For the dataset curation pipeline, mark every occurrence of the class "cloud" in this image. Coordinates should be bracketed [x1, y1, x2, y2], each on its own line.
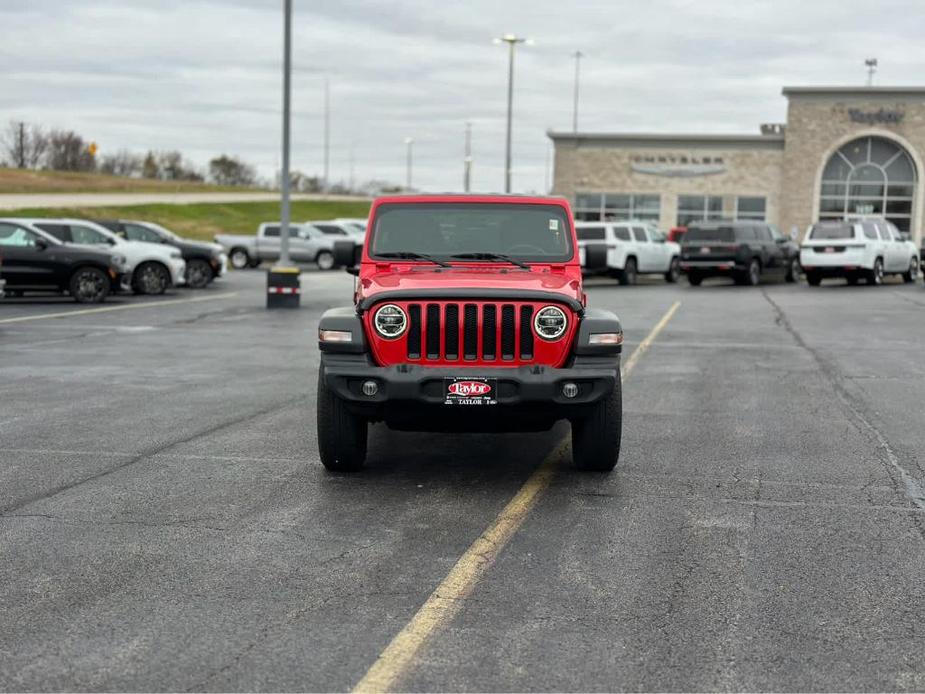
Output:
[1, 0, 922, 192]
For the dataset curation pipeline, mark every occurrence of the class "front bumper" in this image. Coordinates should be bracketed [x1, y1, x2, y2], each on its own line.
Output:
[213, 253, 228, 277]
[168, 258, 187, 286]
[321, 352, 620, 431]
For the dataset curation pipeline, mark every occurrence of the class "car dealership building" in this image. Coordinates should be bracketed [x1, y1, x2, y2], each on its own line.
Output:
[549, 86, 925, 245]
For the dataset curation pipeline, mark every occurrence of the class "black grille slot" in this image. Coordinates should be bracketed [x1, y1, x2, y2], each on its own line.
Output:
[463, 304, 478, 360]
[444, 305, 459, 360]
[407, 304, 421, 359]
[425, 304, 441, 360]
[519, 305, 534, 360]
[482, 305, 496, 360]
[501, 304, 516, 360]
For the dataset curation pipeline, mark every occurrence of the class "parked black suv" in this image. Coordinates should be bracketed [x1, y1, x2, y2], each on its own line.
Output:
[95, 219, 226, 289]
[0, 220, 130, 302]
[680, 221, 800, 286]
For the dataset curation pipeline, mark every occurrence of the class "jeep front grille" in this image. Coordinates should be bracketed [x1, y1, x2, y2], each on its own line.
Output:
[406, 301, 534, 362]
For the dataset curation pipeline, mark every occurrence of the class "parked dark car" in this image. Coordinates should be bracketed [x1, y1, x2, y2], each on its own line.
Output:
[95, 219, 227, 289]
[680, 221, 800, 286]
[0, 220, 130, 302]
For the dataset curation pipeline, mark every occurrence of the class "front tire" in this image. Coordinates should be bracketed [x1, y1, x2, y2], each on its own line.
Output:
[186, 259, 212, 289]
[737, 258, 761, 286]
[133, 262, 170, 295]
[316, 250, 335, 271]
[806, 271, 822, 286]
[317, 367, 368, 471]
[867, 257, 884, 285]
[571, 376, 622, 472]
[665, 257, 681, 283]
[69, 267, 109, 303]
[785, 257, 801, 283]
[902, 257, 919, 283]
[687, 271, 703, 286]
[229, 247, 250, 269]
[619, 257, 638, 286]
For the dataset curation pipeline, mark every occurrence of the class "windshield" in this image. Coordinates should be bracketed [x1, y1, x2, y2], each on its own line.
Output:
[684, 227, 736, 243]
[145, 222, 179, 240]
[809, 223, 855, 240]
[370, 203, 573, 263]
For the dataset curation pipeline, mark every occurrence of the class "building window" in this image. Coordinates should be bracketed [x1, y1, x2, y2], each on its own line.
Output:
[574, 193, 660, 222]
[677, 195, 723, 226]
[818, 136, 916, 233]
[735, 196, 766, 220]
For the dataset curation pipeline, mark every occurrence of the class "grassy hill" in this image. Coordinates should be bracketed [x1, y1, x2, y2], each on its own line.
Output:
[0, 167, 261, 194]
[4, 200, 372, 241]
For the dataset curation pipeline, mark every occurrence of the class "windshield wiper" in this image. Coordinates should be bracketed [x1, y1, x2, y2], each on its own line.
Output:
[450, 252, 530, 269]
[376, 251, 451, 267]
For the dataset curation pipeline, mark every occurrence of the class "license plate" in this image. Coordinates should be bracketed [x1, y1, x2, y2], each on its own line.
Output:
[824, 247, 835, 253]
[700, 246, 711, 254]
[444, 377, 498, 405]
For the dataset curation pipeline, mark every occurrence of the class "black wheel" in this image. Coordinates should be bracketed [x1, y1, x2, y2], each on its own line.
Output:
[132, 262, 170, 295]
[316, 250, 335, 271]
[902, 257, 919, 283]
[687, 271, 703, 286]
[806, 271, 822, 286]
[229, 247, 250, 269]
[785, 257, 801, 283]
[185, 259, 212, 289]
[744, 258, 761, 286]
[665, 256, 681, 283]
[867, 258, 884, 285]
[317, 367, 368, 471]
[571, 376, 622, 472]
[846, 273, 859, 285]
[619, 257, 637, 285]
[69, 266, 109, 304]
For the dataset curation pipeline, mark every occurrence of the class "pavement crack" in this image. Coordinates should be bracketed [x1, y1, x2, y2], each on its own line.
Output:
[760, 289, 925, 517]
[0, 394, 308, 516]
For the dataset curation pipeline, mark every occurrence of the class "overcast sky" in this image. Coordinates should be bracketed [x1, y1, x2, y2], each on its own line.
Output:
[2, 0, 923, 192]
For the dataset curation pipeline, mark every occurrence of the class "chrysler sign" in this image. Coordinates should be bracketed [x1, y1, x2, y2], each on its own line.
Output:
[848, 108, 904, 125]
[631, 154, 726, 177]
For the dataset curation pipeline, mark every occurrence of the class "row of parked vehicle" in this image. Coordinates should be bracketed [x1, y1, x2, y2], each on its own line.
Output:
[577, 217, 921, 287]
[214, 218, 366, 270]
[0, 217, 227, 303]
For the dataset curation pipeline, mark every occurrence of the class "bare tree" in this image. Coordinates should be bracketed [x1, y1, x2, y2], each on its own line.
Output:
[2, 121, 49, 169]
[46, 129, 95, 171]
[99, 149, 143, 177]
[141, 151, 159, 179]
[209, 154, 256, 186]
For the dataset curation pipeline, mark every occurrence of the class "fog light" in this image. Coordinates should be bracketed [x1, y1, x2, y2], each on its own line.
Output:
[562, 382, 579, 399]
[362, 380, 379, 397]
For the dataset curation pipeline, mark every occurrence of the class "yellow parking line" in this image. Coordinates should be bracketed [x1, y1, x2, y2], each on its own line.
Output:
[352, 300, 682, 693]
[0, 292, 239, 325]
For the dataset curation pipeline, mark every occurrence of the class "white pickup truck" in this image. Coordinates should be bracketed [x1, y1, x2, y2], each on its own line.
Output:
[215, 222, 350, 270]
[577, 221, 681, 284]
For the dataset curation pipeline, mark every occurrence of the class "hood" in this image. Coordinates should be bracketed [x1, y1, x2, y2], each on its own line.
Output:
[359, 265, 582, 307]
[173, 238, 223, 255]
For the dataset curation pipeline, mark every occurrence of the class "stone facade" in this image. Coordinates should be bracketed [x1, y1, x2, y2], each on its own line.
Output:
[550, 86, 925, 245]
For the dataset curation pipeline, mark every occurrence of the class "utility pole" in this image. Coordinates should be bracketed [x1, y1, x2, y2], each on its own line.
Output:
[17, 122, 25, 169]
[463, 121, 472, 192]
[404, 137, 414, 191]
[278, 0, 292, 267]
[495, 34, 530, 193]
[865, 58, 878, 86]
[572, 50, 583, 133]
[348, 141, 355, 192]
[323, 77, 330, 192]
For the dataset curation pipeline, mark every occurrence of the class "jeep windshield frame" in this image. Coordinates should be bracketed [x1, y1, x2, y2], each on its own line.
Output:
[368, 202, 574, 264]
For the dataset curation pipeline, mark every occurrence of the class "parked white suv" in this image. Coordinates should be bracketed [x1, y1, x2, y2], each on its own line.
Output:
[800, 219, 919, 286]
[577, 221, 681, 284]
[24, 218, 186, 294]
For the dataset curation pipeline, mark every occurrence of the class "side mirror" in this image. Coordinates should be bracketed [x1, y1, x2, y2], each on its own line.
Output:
[346, 266, 360, 276]
[34, 237, 48, 250]
[333, 240, 359, 268]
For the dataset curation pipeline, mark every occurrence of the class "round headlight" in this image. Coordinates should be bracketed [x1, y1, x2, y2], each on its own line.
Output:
[534, 305, 568, 341]
[373, 304, 407, 339]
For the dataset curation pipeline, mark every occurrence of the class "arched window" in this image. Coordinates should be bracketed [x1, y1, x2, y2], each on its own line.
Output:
[819, 136, 916, 233]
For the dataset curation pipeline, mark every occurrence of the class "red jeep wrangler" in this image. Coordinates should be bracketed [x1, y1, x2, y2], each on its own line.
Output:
[317, 194, 624, 472]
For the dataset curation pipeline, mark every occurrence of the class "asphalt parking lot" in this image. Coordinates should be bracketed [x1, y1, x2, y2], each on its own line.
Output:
[2, 270, 925, 691]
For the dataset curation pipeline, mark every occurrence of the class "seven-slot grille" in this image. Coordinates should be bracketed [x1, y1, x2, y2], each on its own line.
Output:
[406, 302, 538, 362]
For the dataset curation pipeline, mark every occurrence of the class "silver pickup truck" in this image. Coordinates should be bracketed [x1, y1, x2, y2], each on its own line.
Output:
[215, 222, 350, 270]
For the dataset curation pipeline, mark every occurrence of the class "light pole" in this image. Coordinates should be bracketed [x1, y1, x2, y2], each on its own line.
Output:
[463, 121, 472, 192]
[323, 77, 330, 192]
[404, 137, 414, 191]
[572, 50, 583, 132]
[278, 0, 292, 267]
[494, 34, 530, 193]
[865, 58, 878, 86]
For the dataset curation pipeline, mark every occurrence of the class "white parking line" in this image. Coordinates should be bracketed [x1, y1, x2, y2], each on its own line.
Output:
[0, 292, 239, 325]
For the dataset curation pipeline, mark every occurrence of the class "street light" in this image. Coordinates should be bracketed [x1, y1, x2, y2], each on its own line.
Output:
[865, 58, 878, 86]
[278, 0, 292, 268]
[404, 137, 414, 191]
[494, 34, 531, 193]
[463, 121, 472, 192]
